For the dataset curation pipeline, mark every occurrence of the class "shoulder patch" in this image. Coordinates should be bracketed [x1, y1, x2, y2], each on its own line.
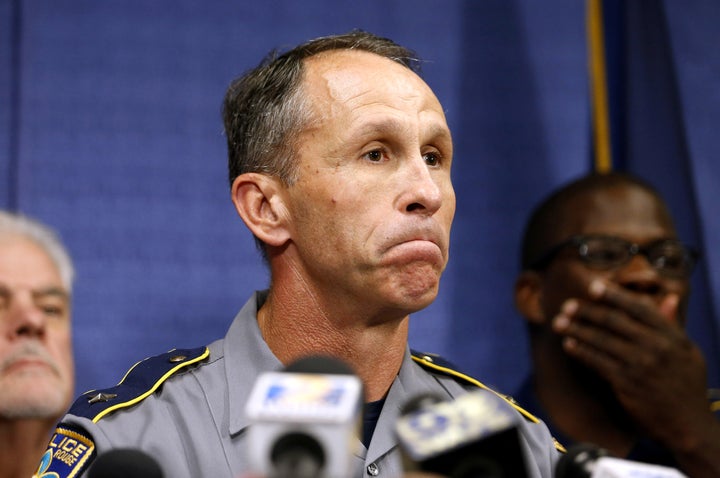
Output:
[34, 424, 95, 478]
[410, 350, 566, 453]
[70, 346, 209, 423]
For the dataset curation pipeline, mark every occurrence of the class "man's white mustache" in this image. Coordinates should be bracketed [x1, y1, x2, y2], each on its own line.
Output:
[0, 342, 60, 376]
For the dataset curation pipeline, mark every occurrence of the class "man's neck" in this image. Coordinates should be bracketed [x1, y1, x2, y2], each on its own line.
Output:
[532, 342, 638, 457]
[258, 284, 409, 402]
[0, 418, 55, 478]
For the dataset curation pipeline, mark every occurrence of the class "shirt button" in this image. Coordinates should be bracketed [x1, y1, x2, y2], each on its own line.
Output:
[366, 462, 379, 476]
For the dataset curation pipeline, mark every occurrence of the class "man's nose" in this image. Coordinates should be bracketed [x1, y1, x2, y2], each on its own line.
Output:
[401, 157, 443, 215]
[6, 296, 46, 339]
[616, 253, 664, 295]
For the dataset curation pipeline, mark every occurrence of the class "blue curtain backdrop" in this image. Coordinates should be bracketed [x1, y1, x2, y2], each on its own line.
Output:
[1, 0, 718, 398]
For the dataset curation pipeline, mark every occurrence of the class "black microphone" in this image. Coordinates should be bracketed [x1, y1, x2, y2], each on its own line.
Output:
[396, 391, 530, 478]
[555, 443, 687, 478]
[245, 355, 364, 478]
[88, 448, 164, 478]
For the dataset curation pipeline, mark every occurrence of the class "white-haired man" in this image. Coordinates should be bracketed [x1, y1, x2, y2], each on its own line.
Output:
[0, 211, 75, 478]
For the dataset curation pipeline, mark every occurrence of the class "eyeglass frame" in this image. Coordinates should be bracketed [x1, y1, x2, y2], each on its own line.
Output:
[527, 234, 700, 278]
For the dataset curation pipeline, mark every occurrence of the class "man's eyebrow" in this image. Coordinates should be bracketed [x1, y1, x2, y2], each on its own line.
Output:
[353, 119, 407, 138]
[424, 123, 452, 143]
[0, 284, 69, 302]
[352, 119, 451, 142]
[32, 287, 69, 301]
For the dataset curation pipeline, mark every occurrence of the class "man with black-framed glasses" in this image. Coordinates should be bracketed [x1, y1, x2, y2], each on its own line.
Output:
[512, 172, 720, 478]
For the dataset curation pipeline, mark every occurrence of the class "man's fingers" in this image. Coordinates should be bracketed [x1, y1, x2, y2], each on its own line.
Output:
[588, 280, 672, 327]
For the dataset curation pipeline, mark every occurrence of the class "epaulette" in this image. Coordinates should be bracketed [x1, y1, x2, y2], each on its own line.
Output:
[70, 346, 210, 423]
[411, 350, 566, 453]
[709, 388, 720, 413]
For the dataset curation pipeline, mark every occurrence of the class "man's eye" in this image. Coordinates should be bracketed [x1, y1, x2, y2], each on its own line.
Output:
[585, 248, 625, 263]
[39, 303, 65, 318]
[423, 152, 440, 166]
[364, 150, 383, 162]
[656, 251, 685, 269]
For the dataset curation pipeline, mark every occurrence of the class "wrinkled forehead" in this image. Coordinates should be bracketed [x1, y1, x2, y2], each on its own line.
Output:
[302, 49, 445, 116]
[0, 235, 64, 286]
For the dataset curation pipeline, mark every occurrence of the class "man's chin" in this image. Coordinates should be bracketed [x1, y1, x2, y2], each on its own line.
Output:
[393, 288, 439, 316]
[0, 380, 71, 419]
[0, 399, 69, 420]
[395, 262, 442, 291]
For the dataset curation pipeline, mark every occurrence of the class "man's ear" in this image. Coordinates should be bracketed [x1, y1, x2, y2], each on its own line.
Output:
[514, 270, 546, 325]
[231, 173, 291, 247]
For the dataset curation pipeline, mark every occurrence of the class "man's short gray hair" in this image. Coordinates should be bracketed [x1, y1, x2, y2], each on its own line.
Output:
[0, 211, 75, 292]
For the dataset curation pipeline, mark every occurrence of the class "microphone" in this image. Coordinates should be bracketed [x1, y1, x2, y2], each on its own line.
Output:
[395, 390, 530, 478]
[555, 443, 687, 478]
[245, 355, 364, 478]
[88, 448, 164, 478]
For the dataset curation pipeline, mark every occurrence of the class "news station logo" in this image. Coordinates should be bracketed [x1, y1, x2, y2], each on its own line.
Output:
[246, 372, 362, 423]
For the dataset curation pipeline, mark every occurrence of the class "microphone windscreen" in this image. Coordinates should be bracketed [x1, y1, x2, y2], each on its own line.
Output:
[245, 354, 364, 477]
[88, 448, 164, 478]
[400, 393, 444, 416]
[396, 390, 530, 478]
[554, 443, 609, 478]
[555, 444, 687, 478]
[283, 354, 356, 375]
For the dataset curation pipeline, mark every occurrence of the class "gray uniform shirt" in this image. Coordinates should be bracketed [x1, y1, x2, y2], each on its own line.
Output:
[51, 291, 560, 477]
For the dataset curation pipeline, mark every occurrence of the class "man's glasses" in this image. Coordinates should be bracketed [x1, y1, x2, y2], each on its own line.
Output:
[528, 234, 699, 278]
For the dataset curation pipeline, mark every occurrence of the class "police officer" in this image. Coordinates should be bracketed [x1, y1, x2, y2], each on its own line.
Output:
[38, 31, 561, 478]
